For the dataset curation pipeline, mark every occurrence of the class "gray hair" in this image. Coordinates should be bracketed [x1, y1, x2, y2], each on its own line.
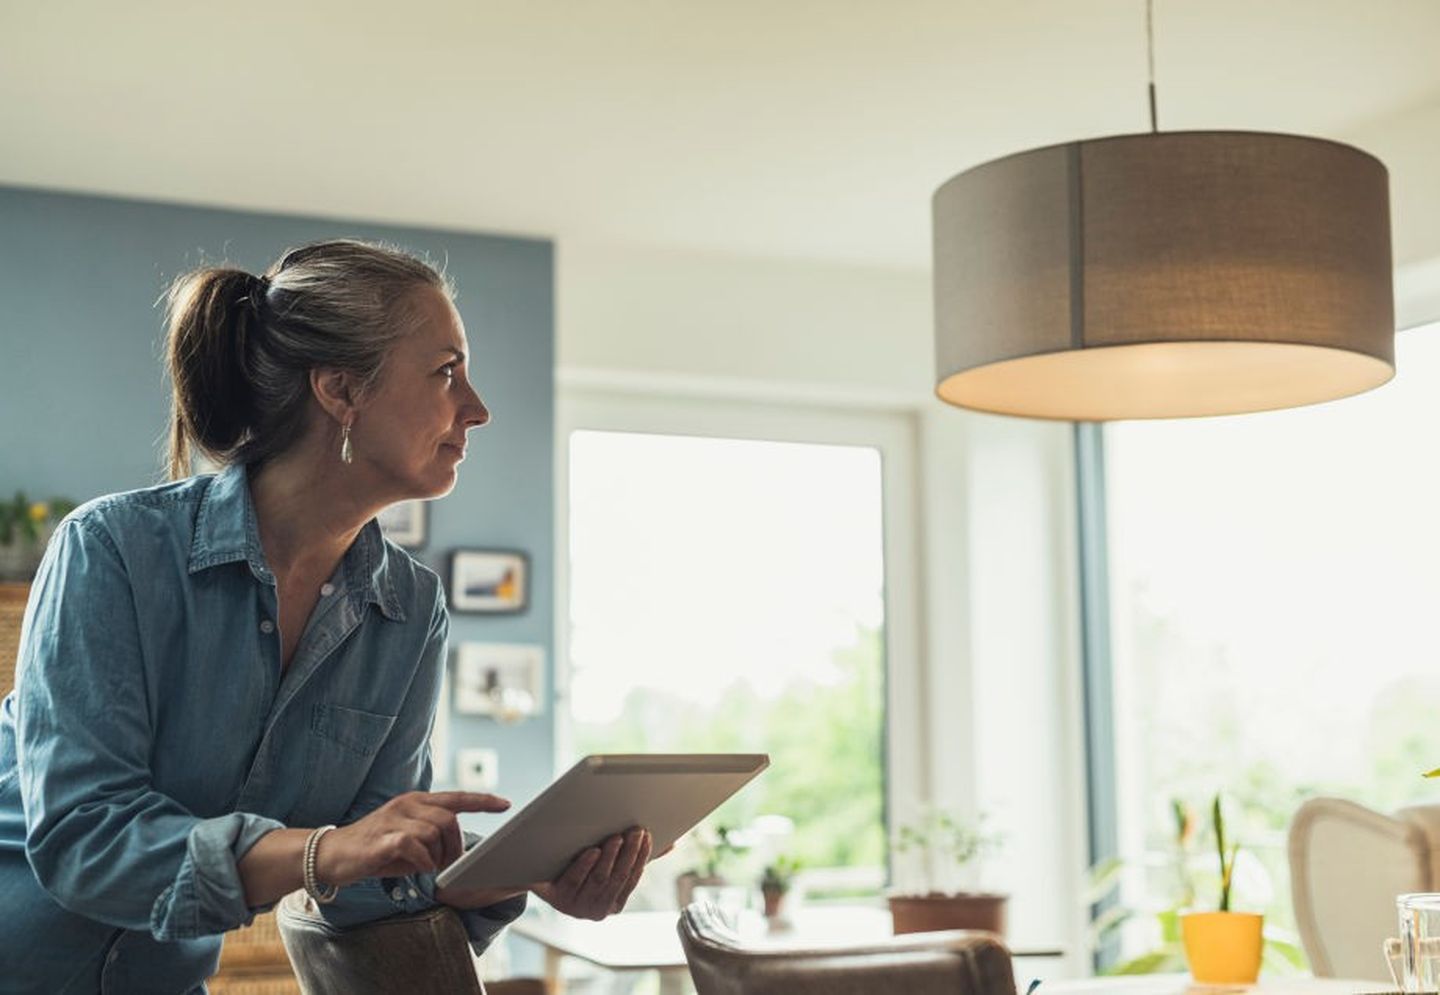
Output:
[163, 238, 452, 480]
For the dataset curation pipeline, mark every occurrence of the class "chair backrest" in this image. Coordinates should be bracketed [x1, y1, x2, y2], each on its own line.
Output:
[677, 902, 1018, 995]
[275, 891, 484, 995]
[1288, 797, 1440, 981]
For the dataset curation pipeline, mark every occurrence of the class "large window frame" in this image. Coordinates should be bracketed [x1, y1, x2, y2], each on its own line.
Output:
[1075, 314, 1440, 971]
[553, 387, 926, 861]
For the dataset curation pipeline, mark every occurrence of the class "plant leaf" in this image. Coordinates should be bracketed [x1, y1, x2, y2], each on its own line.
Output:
[1087, 904, 1134, 942]
[1086, 857, 1125, 903]
[1105, 946, 1185, 976]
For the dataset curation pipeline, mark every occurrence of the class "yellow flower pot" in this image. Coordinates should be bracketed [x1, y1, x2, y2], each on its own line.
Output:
[1180, 911, 1264, 985]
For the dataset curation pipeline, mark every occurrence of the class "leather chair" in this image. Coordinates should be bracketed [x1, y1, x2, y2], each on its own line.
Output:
[277, 890, 484, 994]
[677, 902, 1018, 995]
[275, 891, 545, 995]
[1288, 797, 1440, 980]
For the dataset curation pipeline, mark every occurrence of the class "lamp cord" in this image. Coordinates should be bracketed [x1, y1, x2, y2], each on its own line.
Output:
[1146, 0, 1159, 132]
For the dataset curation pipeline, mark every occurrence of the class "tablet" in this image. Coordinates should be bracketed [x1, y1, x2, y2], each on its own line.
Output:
[435, 753, 769, 891]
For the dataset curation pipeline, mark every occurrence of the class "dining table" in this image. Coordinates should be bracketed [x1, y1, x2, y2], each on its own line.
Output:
[509, 904, 1068, 994]
[1030, 976, 1394, 994]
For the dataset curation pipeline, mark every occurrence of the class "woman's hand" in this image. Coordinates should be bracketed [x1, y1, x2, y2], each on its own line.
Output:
[317, 790, 511, 888]
[533, 827, 653, 920]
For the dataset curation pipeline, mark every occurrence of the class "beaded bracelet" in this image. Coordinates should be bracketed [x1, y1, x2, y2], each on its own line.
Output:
[303, 825, 339, 905]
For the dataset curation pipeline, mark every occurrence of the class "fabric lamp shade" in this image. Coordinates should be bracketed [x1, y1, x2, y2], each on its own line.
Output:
[932, 131, 1395, 420]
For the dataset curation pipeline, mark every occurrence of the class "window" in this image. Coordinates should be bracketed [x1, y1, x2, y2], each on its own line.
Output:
[557, 392, 920, 893]
[1100, 325, 1440, 962]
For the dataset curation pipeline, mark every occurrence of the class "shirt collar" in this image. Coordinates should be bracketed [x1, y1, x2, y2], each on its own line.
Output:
[187, 463, 406, 622]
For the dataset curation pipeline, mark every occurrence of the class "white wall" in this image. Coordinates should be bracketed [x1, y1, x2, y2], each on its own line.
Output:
[556, 240, 933, 403]
[555, 239, 1090, 969]
[1343, 94, 1440, 330]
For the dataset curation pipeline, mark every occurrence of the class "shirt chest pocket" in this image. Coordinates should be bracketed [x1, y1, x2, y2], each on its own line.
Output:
[311, 703, 396, 756]
[302, 703, 398, 820]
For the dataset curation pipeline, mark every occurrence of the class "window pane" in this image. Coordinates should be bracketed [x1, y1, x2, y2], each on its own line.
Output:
[566, 429, 887, 872]
[1104, 326, 1440, 963]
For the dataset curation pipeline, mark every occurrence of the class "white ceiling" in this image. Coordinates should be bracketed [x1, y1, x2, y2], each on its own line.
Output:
[4, 0, 1439, 269]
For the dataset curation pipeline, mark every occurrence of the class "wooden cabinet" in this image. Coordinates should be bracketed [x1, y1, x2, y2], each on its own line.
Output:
[1, 582, 28, 695]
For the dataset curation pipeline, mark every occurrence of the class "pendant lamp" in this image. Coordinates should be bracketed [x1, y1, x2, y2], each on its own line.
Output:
[932, 7, 1395, 421]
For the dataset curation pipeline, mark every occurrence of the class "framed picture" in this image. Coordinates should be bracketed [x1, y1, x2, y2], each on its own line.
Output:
[449, 549, 528, 613]
[377, 500, 427, 549]
[453, 642, 545, 721]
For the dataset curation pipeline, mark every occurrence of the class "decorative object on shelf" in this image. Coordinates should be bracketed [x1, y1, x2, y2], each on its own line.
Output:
[376, 500, 427, 549]
[455, 747, 500, 792]
[0, 493, 75, 582]
[932, 0, 1394, 421]
[453, 642, 543, 723]
[448, 549, 528, 614]
[1179, 794, 1264, 985]
[888, 806, 1007, 936]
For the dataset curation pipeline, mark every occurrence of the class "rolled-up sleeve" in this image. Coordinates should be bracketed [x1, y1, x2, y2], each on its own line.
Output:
[315, 580, 525, 951]
[16, 518, 285, 940]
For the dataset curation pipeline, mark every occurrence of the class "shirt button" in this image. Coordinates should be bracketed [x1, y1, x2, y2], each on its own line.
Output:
[320, 583, 335, 596]
[407, 887, 419, 899]
[259, 619, 275, 634]
[391, 887, 405, 902]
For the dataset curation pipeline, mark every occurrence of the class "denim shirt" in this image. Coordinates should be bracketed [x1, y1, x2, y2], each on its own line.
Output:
[0, 464, 524, 994]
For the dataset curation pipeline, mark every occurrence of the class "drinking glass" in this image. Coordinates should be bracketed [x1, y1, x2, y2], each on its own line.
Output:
[1385, 893, 1440, 992]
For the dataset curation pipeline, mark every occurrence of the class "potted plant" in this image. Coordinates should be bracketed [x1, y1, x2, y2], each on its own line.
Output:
[675, 823, 745, 909]
[888, 806, 1007, 936]
[1179, 795, 1264, 985]
[759, 855, 800, 920]
[1088, 797, 1304, 977]
[0, 492, 74, 582]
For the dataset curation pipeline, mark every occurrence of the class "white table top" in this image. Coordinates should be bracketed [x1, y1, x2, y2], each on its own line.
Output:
[1030, 976, 1391, 994]
[510, 905, 1065, 972]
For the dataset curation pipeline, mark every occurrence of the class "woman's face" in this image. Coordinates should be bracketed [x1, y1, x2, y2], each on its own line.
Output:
[352, 286, 489, 500]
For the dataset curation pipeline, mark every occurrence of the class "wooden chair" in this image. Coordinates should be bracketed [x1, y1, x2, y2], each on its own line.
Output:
[1, 581, 28, 695]
[1289, 796, 1440, 980]
[210, 908, 301, 994]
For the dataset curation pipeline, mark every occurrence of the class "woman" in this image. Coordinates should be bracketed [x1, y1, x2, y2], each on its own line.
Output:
[0, 239, 651, 993]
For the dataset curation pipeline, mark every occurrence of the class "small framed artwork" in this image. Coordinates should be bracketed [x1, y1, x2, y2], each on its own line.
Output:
[449, 549, 528, 614]
[378, 500, 427, 549]
[454, 642, 545, 721]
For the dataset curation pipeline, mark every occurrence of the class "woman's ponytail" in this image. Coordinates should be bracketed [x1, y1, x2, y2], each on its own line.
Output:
[162, 267, 263, 481]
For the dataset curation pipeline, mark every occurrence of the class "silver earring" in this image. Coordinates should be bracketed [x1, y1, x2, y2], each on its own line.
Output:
[340, 423, 353, 464]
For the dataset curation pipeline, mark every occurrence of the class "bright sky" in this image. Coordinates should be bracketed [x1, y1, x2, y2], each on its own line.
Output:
[1107, 322, 1440, 792]
[566, 431, 885, 725]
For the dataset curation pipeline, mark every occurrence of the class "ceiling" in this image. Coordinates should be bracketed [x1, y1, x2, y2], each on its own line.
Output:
[4, 0, 1439, 269]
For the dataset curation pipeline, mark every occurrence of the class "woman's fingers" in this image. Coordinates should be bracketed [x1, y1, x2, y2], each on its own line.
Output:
[439, 811, 465, 869]
[331, 791, 514, 885]
[533, 829, 655, 920]
[406, 797, 468, 870]
[411, 817, 447, 870]
[553, 846, 603, 900]
[586, 834, 625, 892]
[577, 829, 645, 912]
[424, 791, 512, 814]
[610, 831, 652, 913]
[386, 834, 435, 876]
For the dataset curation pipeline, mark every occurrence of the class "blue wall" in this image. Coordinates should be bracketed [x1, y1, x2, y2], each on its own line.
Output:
[0, 185, 557, 820]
